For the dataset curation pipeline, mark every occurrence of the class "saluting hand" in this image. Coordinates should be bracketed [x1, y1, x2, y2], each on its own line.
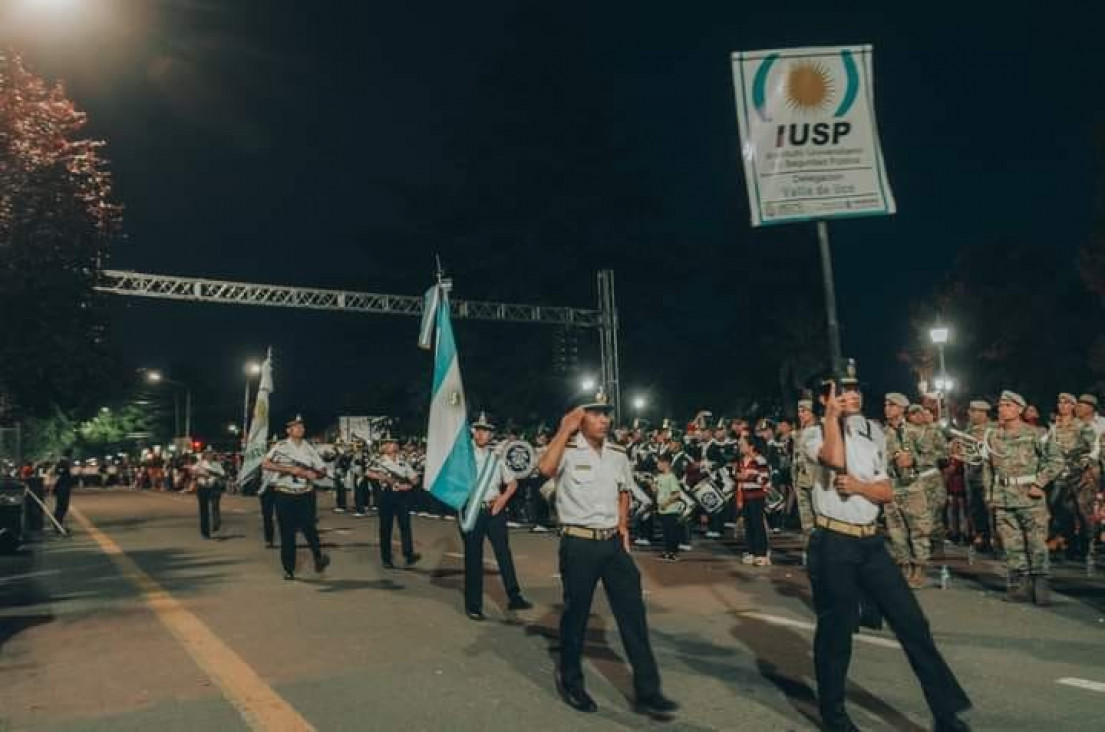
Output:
[559, 407, 585, 436]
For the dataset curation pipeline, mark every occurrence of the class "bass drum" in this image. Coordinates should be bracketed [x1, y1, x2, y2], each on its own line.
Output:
[501, 440, 537, 479]
[689, 477, 728, 515]
[628, 479, 654, 520]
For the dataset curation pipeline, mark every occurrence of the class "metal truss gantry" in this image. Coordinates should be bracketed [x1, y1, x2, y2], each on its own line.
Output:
[96, 269, 622, 414]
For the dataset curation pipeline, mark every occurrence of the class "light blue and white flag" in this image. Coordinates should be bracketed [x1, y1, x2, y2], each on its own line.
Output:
[460, 450, 502, 533]
[239, 347, 273, 486]
[419, 282, 476, 517]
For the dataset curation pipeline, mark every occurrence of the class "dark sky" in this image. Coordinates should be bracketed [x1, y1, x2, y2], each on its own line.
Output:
[5, 2, 1104, 440]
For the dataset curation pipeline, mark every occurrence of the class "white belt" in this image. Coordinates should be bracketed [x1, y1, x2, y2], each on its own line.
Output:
[998, 474, 1037, 487]
[918, 468, 940, 479]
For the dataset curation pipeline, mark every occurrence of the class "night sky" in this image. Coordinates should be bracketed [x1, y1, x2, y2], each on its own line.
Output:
[5, 2, 1104, 440]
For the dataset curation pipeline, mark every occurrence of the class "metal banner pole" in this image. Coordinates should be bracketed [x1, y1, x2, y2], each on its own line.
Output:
[816, 221, 844, 371]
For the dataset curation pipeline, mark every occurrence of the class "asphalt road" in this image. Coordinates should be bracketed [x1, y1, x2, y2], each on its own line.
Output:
[2, 488, 1104, 731]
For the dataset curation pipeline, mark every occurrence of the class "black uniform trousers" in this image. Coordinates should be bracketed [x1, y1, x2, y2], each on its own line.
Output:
[463, 507, 522, 612]
[53, 479, 72, 526]
[807, 527, 971, 724]
[558, 535, 661, 698]
[274, 490, 323, 575]
[260, 489, 277, 545]
[378, 488, 414, 563]
[742, 496, 768, 556]
[197, 486, 222, 537]
[354, 478, 371, 514]
[334, 473, 348, 510]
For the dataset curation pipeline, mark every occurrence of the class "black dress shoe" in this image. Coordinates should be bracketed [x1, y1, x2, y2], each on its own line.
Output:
[382, 560, 396, 570]
[405, 553, 422, 567]
[465, 610, 485, 621]
[935, 713, 972, 732]
[507, 596, 534, 611]
[559, 685, 597, 713]
[635, 693, 679, 717]
[314, 553, 331, 573]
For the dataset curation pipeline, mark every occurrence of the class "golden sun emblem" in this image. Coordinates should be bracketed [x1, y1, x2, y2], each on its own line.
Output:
[785, 61, 835, 112]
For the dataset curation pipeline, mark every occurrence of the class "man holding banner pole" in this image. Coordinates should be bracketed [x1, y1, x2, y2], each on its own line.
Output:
[458, 412, 532, 621]
[538, 390, 678, 719]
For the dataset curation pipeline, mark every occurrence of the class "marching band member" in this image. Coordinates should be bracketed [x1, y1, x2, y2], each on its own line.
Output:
[538, 390, 678, 718]
[261, 415, 331, 580]
[806, 372, 971, 732]
[736, 436, 772, 565]
[191, 446, 226, 539]
[368, 433, 421, 569]
[461, 413, 533, 620]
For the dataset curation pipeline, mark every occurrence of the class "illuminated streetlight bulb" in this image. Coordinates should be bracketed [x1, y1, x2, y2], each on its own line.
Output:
[929, 326, 950, 345]
[245, 361, 262, 376]
[146, 370, 163, 384]
[581, 377, 597, 392]
[632, 396, 647, 411]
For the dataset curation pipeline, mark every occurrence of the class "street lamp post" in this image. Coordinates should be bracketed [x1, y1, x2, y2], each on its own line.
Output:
[143, 369, 192, 442]
[929, 325, 950, 420]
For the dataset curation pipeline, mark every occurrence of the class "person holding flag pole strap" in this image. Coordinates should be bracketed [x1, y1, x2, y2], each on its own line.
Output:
[537, 389, 678, 719]
[458, 412, 533, 621]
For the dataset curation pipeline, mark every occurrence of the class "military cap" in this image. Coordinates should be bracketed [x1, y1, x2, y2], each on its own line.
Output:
[885, 392, 909, 408]
[907, 404, 924, 414]
[285, 414, 305, 427]
[797, 399, 814, 411]
[572, 389, 614, 413]
[968, 400, 991, 412]
[471, 411, 495, 430]
[999, 390, 1027, 408]
[1057, 393, 1077, 405]
[1078, 393, 1099, 408]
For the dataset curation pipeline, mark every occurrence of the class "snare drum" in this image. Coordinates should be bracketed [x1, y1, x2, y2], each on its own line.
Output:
[689, 477, 728, 515]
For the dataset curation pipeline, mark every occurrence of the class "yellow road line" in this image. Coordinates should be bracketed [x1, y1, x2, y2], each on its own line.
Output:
[71, 506, 315, 732]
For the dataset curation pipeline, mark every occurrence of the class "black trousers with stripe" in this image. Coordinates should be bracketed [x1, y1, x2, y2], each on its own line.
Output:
[807, 527, 970, 724]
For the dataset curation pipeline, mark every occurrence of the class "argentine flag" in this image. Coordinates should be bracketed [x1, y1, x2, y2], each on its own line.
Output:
[419, 282, 477, 516]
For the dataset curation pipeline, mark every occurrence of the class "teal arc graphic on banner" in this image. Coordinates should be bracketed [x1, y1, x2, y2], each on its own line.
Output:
[752, 49, 860, 122]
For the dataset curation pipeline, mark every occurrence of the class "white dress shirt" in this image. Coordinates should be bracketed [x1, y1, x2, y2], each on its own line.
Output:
[554, 433, 634, 529]
[802, 414, 887, 526]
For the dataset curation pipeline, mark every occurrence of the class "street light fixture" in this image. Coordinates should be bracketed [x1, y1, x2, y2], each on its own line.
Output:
[929, 323, 952, 421]
[929, 327, 950, 345]
[632, 395, 648, 411]
[141, 368, 191, 440]
[580, 377, 597, 393]
[145, 370, 163, 384]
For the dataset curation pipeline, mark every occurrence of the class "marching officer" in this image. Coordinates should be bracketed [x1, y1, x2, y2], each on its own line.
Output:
[806, 371, 971, 732]
[191, 446, 226, 539]
[983, 392, 1064, 604]
[368, 433, 421, 569]
[461, 413, 533, 620]
[261, 415, 331, 580]
[537, 389, 678, 719]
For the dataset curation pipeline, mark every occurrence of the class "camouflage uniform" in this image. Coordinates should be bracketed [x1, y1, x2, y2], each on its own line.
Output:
[982, 422, 1063, 582]
[792, 424, 817, 534]
[965, 420, 995, 548]
[912, 423, 950, 552]
[1047, 417, 1095, 549]
[884, 421, 931, 573]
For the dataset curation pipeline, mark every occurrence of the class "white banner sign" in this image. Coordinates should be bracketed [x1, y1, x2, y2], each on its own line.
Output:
[731, 45, 895, 226]
[338, 416, 387, 444]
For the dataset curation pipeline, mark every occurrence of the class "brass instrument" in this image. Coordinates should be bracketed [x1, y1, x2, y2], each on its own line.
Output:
[943, 426, 988, 466]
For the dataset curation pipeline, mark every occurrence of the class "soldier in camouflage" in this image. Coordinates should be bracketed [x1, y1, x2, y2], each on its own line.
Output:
[883, 393, 932, 589]
[792, 399, 818, 537]
[982, 391, 1064, 605]
[907, 404, 950, 559]
[1074, 394, 1105, 559]
[1048, 393, 1097, 559]
[964, 401, 994, 552]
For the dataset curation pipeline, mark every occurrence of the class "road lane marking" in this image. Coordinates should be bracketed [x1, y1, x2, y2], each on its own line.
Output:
[0, 569, 61, 584]
[1057, 677, 1105, 693]
[740, 611, 901, 650]
[71, 507, 315, 732]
